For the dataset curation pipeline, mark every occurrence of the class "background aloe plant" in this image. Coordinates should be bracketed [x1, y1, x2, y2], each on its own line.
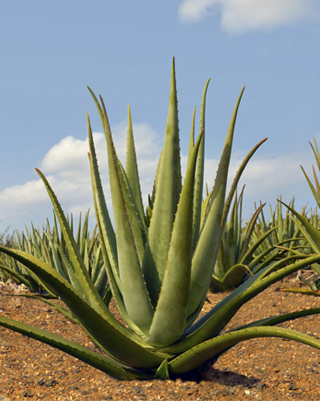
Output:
[1, 59, 320, 380]
[0, 211, 106, 297]
[209, 187, 270, 292]
[279, 139, 320, 296]
[250, 198, 310, 267]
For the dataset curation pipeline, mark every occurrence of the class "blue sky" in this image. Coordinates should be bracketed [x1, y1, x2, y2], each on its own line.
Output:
[1, 0, 320, 233]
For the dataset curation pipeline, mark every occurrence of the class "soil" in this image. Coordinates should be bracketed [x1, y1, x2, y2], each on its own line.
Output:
[0, 276, 320, 401]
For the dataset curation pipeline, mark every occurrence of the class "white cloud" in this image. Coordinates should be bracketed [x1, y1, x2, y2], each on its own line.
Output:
[178, 0, 217, 23]
[0, 119, 317, 233]
[178, 0, 320, 33]
[203, 150, 316, 219]
[0, 122, 161, 232]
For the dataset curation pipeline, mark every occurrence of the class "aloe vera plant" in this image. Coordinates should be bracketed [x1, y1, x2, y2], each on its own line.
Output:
[250, 198, 309, 266]
[0, 211, 106, 297]
[209, 187, 269, 291]
[279, 139, 320, 296]
[1, 59, 320, 380]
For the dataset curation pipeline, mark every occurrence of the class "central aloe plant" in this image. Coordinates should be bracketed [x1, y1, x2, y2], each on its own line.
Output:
[1, 59, 320, 380]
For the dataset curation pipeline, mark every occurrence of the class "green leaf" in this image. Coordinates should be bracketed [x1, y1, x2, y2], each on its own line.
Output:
[36, 169, 103, 310]
[280, 201, 320, 254]
[187, 87, 246, 319]
[160, 254, 320, 354]
[143, 57, 182, 305]
[126, 104, 146, 229]
[169, 326, 320, 375]
[0, 315, 150, 380]
[93, 99, 154, 333]
[146, 131, 204, 346]
[192, 79, 210, 250]
[0, 246, 168, 368]
[234, 307, 320, 329]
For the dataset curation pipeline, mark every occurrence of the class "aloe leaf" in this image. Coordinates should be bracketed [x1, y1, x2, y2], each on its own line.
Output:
[187, 106, 196, 163]
[36, 169, 108, 311]
[301, 166, 320, 208]
[311, 263, 320, 275]
[211, 238, 228, 284]
[146, 131, 204, 346]
[98, 99, 153, 332]
[311, 139, 320, 171]
[200, 188, 213, 231]
[75, 212, 83, 253]
[238, 203, 265, 264]
[279, 287, 320, 296]
[0, 264, 56, 295]
[0, 315, 150, 380]
[86, 113, 119, 283]
[117, 158, 148, 246]
[126, 104, 146, 227]
[192, 79, 210, 250]
[0, 246, 168, 367]
[209, 275, 230, 293]
[220, 138, 268, 233]
[169, 326, 320, 375]
[234, 307, 320, 329]
[161, 254, 320, 354]
[88, 133, 145, 334]
[221, 263, 252, 287]
[143, 57, 182, 305]
[88, 107, 153, 333]
[280, 201, 320, 254]
[241, 225, 278, 268]
[6, 293, 79, 324]
[155, 359, 170, 380]
[42, 231, 69, 280]
[223, 188, 238, 271]
[187, 87, 246, 318]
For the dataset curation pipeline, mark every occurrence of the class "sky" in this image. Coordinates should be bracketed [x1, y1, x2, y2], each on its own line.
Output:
[1, 0, 320, 234]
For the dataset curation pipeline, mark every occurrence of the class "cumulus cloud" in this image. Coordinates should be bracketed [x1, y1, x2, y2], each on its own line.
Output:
[178, 0, 320, 33]
[203, 150, 315, 219]
[0, 121, 161, 232]
[0, 119, 317, 232]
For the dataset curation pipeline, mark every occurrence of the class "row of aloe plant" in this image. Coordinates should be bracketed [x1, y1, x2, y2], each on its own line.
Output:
[280, 139, 320, 296]
[1, 59, 320, 380]
[0, 211, 107, 298]
[209, 191, 312, 291]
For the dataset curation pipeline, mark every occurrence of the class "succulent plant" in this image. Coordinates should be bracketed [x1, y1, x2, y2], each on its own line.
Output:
[1, 59, 320, 380]
[279, 139, 320, 296]
[0, 211, 106, 298]
[209, 187, 268, 291]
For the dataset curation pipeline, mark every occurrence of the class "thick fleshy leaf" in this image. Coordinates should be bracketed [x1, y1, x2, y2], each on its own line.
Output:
[280, 201, 320, 254]
[0, 246, 168, 368]
[146, 131, 204, 346]
[96, 98, 154, 333]
[238, 203, 266, 264]
[143, 57, 182, 305]
[187, 87, 246, 318]
[0, 316, 150, 380]
[235, 307, 320, 329]
[301, 165, 320, 208]
[36, 169, 104, 310]
[126, 104, 146, 227]
[86, 114, 119, 283]
[192, 79, 210, 250]
[279, 288, 320, 296]
[169, 326, 320, 375]
[187, 106, 196, 164]
[159, 254, 320, 354]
